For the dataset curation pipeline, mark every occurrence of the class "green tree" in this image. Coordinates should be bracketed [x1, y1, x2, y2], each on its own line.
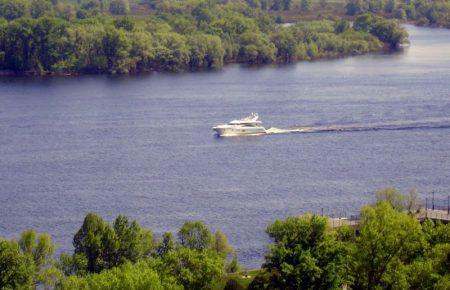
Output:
[226, 254, 241, 273]
[114, 16, 135, 31]
[109, 0, 130, 15]
[0, 0, 29, 21]
[0, 240, 34, 290]
[162, 247, 224, 290]
[57, 260, 182, 290]
[263, 214, 353, 289]
[30, 0, 53, 18]
[128, 30, 155, 72]
[60, 23, 107, 73]
[368, 0, 384, 13]
[345, 0, 366, 15]
[32, 17, 69, 72]
[192, 4, 215, 24]
[384, 0, 396, 13]
[56, 3, 76, 21]
[0, 229, 56, 288]
[353, 202, 425, 289]
[354, 14, 408, 48]
[72, 213, 154, 272]
[152, 32, 190, 71]
[113, 215, 154, 264]
[19, 229, 36, 256]
[239, 31, 276, 64]
[335, 19, 350, 33]
[405, 189, 421, 214]
[394, 8, 406, 20]
[178, 221, 214, 251]
[2, 18, 37, 72]
[26, 232, 55, 271]
[213, 230, 233, 256]
[271, 29, 297, 62]
[38, 266, 63, 290]
[80, 0, 101, 11]
[58, 253, 88, 276]
[156, 232, 176, 257]
[102, 27, 132, 73]
[187, 33, 224, 69]
[375, 187, 405, 211]
[422, 219, 450, 247]
[73, 213, 119, 272]
[301, 0, 312, 12]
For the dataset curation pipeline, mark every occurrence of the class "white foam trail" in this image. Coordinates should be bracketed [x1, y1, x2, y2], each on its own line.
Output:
[265, 118, 450, 135]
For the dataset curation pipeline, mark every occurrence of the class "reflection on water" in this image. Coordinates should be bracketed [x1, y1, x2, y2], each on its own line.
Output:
[0, 25, 449, 267]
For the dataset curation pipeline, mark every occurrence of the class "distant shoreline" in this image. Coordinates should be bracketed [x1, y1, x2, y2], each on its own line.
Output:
[0, 43, 396, 78]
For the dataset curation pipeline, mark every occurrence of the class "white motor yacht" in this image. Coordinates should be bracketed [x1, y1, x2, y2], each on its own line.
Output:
[213, 113, 267, 137]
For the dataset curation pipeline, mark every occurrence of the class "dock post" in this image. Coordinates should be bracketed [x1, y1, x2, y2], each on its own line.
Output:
[425, 198, 428, 218]
[321, 208, 323, 216]
[447, 195, 449, 214]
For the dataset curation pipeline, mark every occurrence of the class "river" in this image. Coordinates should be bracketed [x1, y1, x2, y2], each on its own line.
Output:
[0, 25, 449, 267]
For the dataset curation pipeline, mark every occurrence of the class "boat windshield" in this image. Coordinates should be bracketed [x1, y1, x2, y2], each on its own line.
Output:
[229, 113, 262, 125]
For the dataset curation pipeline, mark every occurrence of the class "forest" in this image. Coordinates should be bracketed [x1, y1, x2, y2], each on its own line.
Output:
[0, 0, 408, 75]
[345, 0, 450, 28]
[1, 188, 449, 289]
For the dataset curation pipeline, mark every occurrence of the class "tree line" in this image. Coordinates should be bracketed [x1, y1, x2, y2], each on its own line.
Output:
[248, 188, 450, 289]
[1, 188, 449, 289]
[0, 0, 408, 75]
[1, 215, 238, 289]
[0, 0, 131, 20]
[345, 0, 450, 28]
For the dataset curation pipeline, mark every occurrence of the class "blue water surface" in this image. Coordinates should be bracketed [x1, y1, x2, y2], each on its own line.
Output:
[1, 25, 449, 267]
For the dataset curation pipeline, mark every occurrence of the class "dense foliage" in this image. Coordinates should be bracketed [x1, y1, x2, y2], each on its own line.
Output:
[0, 0, 407, 75]
[0, 229, 55, 289]
[260, 215, 353, 289]
[250, 191, 450, 290]
[353, 13, 408, 47]
[1, 189, 449, 289]
[346, 0, 450, 28]
[0, 213, 234, 290]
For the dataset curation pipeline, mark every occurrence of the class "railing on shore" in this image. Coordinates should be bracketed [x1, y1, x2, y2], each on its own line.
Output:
[328, 209, 450, 229]
[416, 209, 450, 221]
[424, 194, 450, 214]
[325, 194, 450, 229]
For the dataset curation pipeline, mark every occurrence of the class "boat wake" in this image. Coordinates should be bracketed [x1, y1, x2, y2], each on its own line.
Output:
[265, 118, 450, 135]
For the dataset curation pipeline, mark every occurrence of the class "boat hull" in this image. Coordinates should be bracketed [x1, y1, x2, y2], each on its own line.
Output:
[213, 125, 267, 137]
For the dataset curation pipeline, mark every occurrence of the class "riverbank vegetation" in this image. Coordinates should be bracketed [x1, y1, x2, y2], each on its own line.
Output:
[239, 0, 449, 29]
[1, 215, 237, 289]
[345, 0, 450, 28]
[1, 188, 449, 289]
[0, 0, 407, 75]
[248, 189, 450, 290]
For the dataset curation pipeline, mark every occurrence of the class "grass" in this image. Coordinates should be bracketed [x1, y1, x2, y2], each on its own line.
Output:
[214, 269, 262, 290]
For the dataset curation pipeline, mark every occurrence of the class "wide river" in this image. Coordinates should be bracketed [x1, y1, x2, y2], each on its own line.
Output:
[1, 25, 449, 267]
